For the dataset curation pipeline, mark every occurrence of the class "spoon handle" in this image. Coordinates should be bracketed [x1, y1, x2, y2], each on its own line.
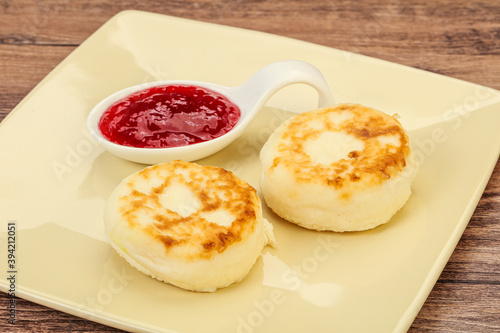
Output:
[231, 60, 335, 113]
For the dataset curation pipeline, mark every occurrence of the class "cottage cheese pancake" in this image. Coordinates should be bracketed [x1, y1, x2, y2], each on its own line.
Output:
[260, 104, 417, 232]
[104, 160, 276, 292]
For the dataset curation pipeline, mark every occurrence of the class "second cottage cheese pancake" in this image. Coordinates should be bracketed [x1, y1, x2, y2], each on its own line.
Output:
[104, 160, 276, 292]
[260, 104, 417, 232]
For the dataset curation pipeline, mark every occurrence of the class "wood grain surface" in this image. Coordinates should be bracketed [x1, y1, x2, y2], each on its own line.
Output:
[1, 0, 499, 332]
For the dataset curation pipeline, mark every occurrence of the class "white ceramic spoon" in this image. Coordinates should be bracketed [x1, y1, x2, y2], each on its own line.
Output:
[87, 60, 334, 164]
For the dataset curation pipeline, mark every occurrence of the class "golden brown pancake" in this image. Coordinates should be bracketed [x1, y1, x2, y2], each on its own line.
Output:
[104, 160, 275, 292]
[260, 104, 417, 231]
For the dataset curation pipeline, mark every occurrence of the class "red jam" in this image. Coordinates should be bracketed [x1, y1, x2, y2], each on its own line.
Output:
[98, 85, 241, 148]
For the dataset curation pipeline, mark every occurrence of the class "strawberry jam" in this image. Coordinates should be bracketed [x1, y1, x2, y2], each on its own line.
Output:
[98, 85, 240, 148]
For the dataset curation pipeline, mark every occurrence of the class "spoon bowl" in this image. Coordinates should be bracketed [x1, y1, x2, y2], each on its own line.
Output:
[87, 60, 335, 164]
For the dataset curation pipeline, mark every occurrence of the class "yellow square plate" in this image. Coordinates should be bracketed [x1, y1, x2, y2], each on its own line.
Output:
[1, 10, 500, 333]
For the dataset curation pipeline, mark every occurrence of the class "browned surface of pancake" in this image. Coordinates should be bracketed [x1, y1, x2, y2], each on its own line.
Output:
[269, 104, 411, 193]
[116, 160, 259, 260]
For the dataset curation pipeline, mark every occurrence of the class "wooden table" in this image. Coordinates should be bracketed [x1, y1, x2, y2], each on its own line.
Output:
[1, 1, 499, 332]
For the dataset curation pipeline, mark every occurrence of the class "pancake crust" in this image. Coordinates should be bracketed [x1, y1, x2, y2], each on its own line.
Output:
[260, 104, 417, 231]
[105, 160, 275, 292]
